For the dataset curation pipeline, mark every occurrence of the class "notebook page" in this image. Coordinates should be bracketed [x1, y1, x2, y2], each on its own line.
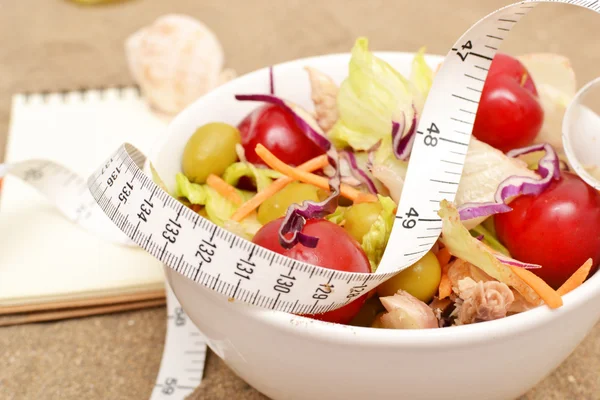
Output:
[0, 88, 169, 307]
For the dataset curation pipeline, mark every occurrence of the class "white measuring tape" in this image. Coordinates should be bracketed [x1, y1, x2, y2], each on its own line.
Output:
[150, 286, 207, 399]
[2, 0, 599, 398]
[0, 159, 205, 399]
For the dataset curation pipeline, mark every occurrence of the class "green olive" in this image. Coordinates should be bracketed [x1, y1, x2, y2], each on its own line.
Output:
[257, 182, 321, 225]
[377, 251, 441, 302]
[182, 122, 240, 184]
[343, 202, 383, 243]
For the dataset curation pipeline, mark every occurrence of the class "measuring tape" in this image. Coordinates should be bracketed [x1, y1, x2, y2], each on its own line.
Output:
[2, 0, 598, 398]
[0, 159, 205, 399]
[150, 285, 207, 399]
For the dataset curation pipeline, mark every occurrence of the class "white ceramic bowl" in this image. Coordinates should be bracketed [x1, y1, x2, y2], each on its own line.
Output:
[149, 52, 600, 400]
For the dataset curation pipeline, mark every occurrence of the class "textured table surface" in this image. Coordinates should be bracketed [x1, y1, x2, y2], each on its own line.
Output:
[0, 0, 599, 399]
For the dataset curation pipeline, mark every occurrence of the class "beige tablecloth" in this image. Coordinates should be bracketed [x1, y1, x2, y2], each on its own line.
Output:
[0, 1, 598, 399]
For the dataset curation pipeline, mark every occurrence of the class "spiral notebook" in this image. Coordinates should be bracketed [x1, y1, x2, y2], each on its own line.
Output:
[0, 86, 170, 319]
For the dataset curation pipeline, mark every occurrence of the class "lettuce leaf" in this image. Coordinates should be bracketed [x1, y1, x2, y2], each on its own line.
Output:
[222, 162, 283, 192]
[204, 186, 253, 227]
[325, 206, 347, 224]
[361, 195, 397, 272]
[224, 211, 263, 240]
[175, 173, 207, 204]
[438, 200, 541, 305]
[338, 149, 390, 195]
[469, 224, 511, 257]
[409, 47, 434, 115]
[329, 37, 415, 151]
[175, 173, 256, 230]
[204, 186, 236, 226]
[370, 136, 409, 203]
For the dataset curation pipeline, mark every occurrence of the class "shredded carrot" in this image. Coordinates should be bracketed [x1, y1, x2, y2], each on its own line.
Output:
[438, 263, 452, 300]
[206, 174, 243, 205]
[436, 248, 453, 300]
[255, 144, 378, 203]
[509, 266, 563, 309]
[557, 259, 593, 296]
[230, 155, 329, 222]
[436, 247, 452, 268]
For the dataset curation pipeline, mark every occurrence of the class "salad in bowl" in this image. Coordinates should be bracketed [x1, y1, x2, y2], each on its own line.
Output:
[161, 38, 599, 330]
[150, 38, 600, 400]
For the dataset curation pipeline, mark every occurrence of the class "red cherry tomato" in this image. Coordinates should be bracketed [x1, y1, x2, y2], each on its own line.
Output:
[494, 172, 600, 289]
[473, 53, 544, 153]
[252, 218, 371, 324]
[238, 104, 325, 167]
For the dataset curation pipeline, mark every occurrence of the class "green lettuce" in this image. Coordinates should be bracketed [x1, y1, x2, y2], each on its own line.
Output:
[175, 173, 256, 228]
[368, 136, 409, 203]
[203, 186, 237, 226]
[410, 47, 433, 96]
[204, 186, 253, 227]
[222, 162, 283, 192]
[326, 206, 347, 224]
[361, 195, 397, 272]
[329, 38, 433, 152]
[329, 37, 414, 151]
[373, 136, 409, 171]
[409, 47, 434, 114]
[365, 48, 433, 200]
[175, 173, 207, 204]
[438, 200, 541, 305]
[470, 224, 511, 257]
[224, 212, 263, 240]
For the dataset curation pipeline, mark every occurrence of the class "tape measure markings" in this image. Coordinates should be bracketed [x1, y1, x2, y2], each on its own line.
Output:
[88, 144, 393, 316]
[150, 285, 207, 399]
[376, 4, 534, 271]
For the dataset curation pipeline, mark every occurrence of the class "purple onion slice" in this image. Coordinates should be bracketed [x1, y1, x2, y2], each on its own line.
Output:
[391, 116, 405, 160]
[494, 254, 542, 269]
[397, 113, 418, 161]
[458, 143, 560, 221]
[458, 202, 512, 220]
[340, 150, 378, 194]
[391, 106, 418, 161]
[497, 143, 561, 203]
[278, 149, 341, 249]
[366, 139, 382, 170]
[269, 66, 275, 95]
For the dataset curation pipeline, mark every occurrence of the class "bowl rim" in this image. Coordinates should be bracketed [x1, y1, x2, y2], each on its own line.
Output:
[154, 51, 600, 346]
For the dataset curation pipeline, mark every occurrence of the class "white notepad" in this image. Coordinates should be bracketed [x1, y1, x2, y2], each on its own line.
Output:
[0, 87, 170, 309]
